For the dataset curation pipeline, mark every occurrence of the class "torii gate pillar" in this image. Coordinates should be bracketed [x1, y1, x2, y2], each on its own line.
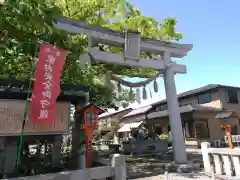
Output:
[54, 16, 193, 164]
[163, 52, 187, 163]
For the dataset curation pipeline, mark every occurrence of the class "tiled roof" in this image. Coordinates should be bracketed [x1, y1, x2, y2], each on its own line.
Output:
[99, 108, 132, 118]
[147, 104, 225, 119]
[152, 84, 240, 106]
[122, 105, 152, 118]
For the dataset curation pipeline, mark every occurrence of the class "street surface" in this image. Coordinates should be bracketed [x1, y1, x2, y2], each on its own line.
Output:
[133, 172, 238, 180]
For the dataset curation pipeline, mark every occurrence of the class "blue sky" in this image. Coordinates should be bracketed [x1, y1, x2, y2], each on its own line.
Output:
[125, 0, 240, 107]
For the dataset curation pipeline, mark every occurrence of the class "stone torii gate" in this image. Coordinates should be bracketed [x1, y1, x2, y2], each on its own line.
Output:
[54, 16, 193, 164]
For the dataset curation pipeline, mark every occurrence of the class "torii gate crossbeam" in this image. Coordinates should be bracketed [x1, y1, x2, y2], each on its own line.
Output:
[54, 16, 193, 165]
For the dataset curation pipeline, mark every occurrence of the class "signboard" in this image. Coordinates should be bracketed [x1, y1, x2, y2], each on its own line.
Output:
[224, 135, 240, 143]
[30, 43, 67, 124]
[0, 99, 70, 136]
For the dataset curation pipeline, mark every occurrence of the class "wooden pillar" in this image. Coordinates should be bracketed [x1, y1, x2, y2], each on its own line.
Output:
[52, 135, 62, 167]
[0, 137, 5, 175]
[3, 137, 18, 175]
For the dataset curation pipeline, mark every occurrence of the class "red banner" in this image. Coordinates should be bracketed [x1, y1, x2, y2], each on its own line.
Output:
[29, 43, 67, 124]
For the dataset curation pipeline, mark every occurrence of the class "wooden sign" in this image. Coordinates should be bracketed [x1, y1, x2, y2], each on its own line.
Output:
[0, 99, 70, 136]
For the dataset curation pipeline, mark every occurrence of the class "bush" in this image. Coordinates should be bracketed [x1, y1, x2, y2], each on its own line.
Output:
[158, 133, 169, 140]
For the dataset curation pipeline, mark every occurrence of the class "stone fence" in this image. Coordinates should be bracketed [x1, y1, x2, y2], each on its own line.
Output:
[4, 154, 126, 180]
[201, 142, 240, 177]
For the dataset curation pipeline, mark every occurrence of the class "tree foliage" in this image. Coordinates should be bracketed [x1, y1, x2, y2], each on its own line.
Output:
[0, 0, 183, 108]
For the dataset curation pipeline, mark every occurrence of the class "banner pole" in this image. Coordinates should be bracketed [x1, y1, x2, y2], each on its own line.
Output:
[16, 41, 38, 166]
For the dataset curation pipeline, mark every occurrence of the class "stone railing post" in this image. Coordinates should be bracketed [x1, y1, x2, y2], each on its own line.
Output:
[222, 154, 232, 176]
[201, 142, 211, 174]
[111, 154, 126, 180]
[232, 155, 240, 176]
[52, 135, 62, 167]
[212, 154, 223, 175]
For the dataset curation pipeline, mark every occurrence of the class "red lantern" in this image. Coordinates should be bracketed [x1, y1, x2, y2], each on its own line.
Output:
[75, 104, 104, 168]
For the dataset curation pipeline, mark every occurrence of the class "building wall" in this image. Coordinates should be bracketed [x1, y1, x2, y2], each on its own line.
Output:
[120, 114, 147, 124]
[147, 88, 240, 144]
[193, 111, 238, 140]
[148, 89, 222, 115]
[148, 113, 192, 134]
[108, 86, 240, 144]
[98, 109, 132, 130]
[217, 88, 240, 134]
[179, 89, 221, 106]
[180, 96, 198, 105]
[177, 89, 240, 140]
[186, 87, 240, 141]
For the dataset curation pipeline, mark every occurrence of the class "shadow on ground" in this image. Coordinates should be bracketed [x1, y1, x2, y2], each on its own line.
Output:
[97, 149, 204, 179]
[125, 152, 204, 179]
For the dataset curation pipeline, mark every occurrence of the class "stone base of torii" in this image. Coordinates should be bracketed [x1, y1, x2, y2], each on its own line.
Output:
[54, 16, 193, 166]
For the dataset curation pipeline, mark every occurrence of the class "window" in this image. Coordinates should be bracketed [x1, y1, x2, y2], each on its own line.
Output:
[156, 104, 167, 111]
[225, 90, 238, 104]
[195, 120, 209, 139]
[86, 112, 96, 124]
[179, 101, 192, 106]
[197, 93, 211, 104]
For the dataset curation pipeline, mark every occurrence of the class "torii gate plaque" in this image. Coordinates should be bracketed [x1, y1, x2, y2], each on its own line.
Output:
[54, 16, 193, 164]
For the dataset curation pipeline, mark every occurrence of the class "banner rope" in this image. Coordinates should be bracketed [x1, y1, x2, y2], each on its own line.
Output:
[16, 41, 38, 167]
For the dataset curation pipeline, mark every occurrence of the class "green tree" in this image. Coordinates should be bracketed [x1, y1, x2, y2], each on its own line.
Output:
[0, 0, 182, 108]
[1, 0, 184, 172]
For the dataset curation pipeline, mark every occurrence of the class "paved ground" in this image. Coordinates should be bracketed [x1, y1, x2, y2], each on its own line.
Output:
[125, 151, 204, 179]
[99, 148, 240, 180]
[134, 172, 239, 180]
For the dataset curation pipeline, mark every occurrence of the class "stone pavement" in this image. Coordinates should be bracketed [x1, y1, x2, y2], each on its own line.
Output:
[133, 172, 239, 180]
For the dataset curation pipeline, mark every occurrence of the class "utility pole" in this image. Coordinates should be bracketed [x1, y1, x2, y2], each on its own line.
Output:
[54, 16, 193, 164]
